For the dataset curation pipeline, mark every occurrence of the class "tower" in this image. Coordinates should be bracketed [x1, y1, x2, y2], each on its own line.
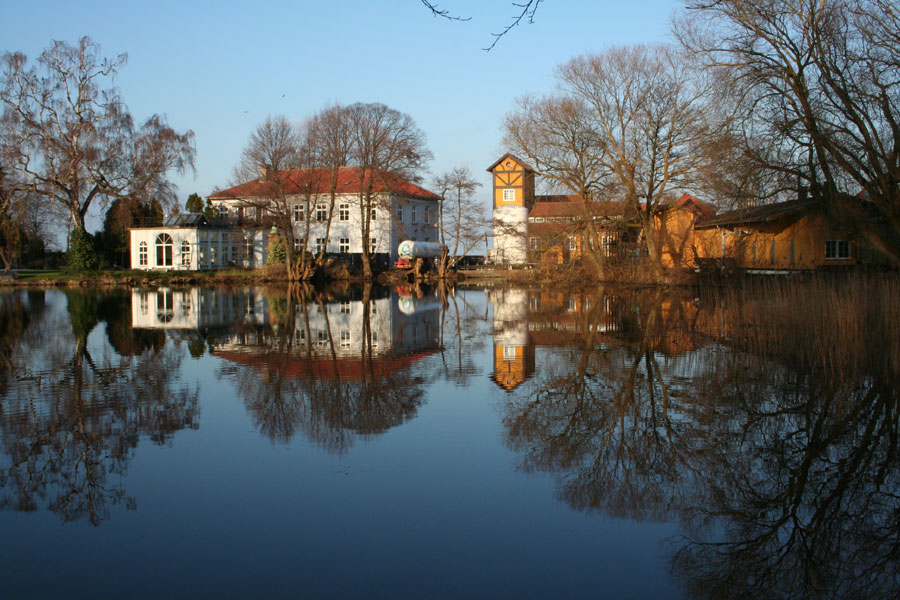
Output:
[487, 153, 535, 265]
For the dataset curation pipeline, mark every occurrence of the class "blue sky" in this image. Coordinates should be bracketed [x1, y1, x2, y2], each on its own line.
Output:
[2, 0, 677, 231]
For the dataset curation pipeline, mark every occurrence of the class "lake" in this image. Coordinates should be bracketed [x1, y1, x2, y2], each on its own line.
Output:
[1, 276, 898, 599]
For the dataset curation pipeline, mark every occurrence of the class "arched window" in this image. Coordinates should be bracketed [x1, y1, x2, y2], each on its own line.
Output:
[139, 241, 148, 266]
[181, 241, 191, 266]
[156, 233, 173, 266]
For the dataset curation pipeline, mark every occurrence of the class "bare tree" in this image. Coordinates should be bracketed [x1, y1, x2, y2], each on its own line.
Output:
[432, 167, 486, 276]
[558, 45, 712, 281]
[503, 44, 711, 280]
[0, 37, 195, 236]
[420, 0, 545, 51]
[306, 103, 354, 267]
[503, 94, 608, 200]
[232, 114, 313, 280]
[675, 0, 900, 258]
[346, 102, 432, 279]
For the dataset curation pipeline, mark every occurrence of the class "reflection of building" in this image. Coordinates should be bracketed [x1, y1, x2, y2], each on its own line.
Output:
[131, 288, 267, 330]
[488, 288, 623, 392]
[131, 288, 441, 380]
[490, 288, 535, 391]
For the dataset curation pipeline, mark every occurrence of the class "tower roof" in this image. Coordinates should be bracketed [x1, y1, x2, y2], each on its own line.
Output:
[486, 153, 536, 173]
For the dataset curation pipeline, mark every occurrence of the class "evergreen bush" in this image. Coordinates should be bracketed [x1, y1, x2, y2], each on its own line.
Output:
[67, 227, 99, 271]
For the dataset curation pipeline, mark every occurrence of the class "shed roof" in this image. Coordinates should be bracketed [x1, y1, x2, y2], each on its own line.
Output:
[695, 199, 816, 229]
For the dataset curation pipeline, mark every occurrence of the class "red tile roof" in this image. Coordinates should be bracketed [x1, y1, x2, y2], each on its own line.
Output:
[209, 166, 440, 201]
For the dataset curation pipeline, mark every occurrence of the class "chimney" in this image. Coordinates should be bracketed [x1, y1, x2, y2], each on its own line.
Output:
[259, 164, 273, 182]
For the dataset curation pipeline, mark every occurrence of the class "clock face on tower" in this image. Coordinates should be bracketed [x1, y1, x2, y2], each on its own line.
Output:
[505, 161, 512, 168]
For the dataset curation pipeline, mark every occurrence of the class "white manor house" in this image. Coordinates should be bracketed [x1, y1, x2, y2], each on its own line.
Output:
[129, 166, 441, 270]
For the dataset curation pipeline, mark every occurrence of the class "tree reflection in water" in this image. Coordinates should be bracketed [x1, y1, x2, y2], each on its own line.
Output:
[0, 289, 198, 526]
[498, 276, 900, 599]
[218, 284, 437, 453]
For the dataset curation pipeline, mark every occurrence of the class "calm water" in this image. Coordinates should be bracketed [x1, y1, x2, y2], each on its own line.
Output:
[0, 279, 898, 599]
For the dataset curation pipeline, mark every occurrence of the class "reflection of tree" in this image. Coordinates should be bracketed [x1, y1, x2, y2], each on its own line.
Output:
[503, 288, 698, 521]
[500, 277, 900, 599]
[669, 277, 900, 600]
[438, 284, 488, 386]
[225, 284, 429, 453]
[0, 289, 199, 526]
[672, 369, 900, 600]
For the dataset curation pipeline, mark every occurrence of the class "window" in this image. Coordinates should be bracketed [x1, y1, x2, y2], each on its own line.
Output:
[340, 301, 350, 314]
[370, 208, 377, 221]
[181, 241, 191, 266]
[140, 292, 149, 315]
[155, 233, 173, 266]
[156, 290, 174, 323]
[568, 236, 577, 251]
[424, 207, 430, 224]
[339, 203, 349, 221]
[317, 330, 329, 347]
[139, 241, 148, 266]
[411, 205, 417, 223]
[370, 237, 377, 254]
[503, 346, 517, 360]
[396, 205, 403, 222]
[339, 238, 350, 253]
[770, 240, 776, 265]
[293, 204, 304, 222]
[340, 329, 351, 348]
[825, 239, 850, 259]
[502, 188, 515, 203]
[315, 238, 325, 254]
[530, 237, 538, 250]
[316, 204, 327, 222]
[244, 238, 254, 265]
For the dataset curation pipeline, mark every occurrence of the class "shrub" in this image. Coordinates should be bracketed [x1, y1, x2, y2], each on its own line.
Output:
[67, 227, 99, 271]
[266, 235, 286, 265]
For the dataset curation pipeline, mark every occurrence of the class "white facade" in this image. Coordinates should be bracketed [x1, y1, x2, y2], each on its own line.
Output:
[212, 193, 439, 262]
[492, 205, 529, 265]
[129, 227, 268, 271]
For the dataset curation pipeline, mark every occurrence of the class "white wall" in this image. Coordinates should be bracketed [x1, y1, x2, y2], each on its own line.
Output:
[213, 193, 440, 261]
[130, 227, 268, 271]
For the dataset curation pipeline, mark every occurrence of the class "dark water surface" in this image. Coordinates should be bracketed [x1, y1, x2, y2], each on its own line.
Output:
[1, 278, 898, 599]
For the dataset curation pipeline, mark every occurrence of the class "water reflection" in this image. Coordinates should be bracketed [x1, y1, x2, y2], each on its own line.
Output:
[489, 277, 900, 599]
[0, 289, 198, 526]
[130, 284, 444, 450]
[1, 276, 897, 597]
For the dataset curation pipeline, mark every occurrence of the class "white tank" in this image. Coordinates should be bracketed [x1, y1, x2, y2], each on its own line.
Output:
[398, 240, 443, 259]
[492, 205, 529, 265]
